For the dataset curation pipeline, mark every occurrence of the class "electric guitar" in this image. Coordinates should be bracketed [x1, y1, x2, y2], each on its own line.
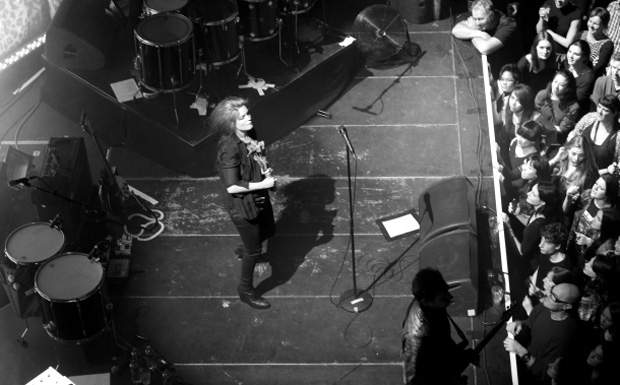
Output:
[457, 303, 523, 375]
[79, 112, 131, 218]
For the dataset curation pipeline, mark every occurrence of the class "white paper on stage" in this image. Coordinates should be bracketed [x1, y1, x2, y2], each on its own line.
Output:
[382, 213, 420, 238]
[110, 79, 143, 103]
[26, 367, 73, 385]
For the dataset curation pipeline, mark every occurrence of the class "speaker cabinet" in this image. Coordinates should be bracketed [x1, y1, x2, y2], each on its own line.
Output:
[420, 229, 479, 316]
[418, 176, 477, 243]
[45, 0, 118, 70]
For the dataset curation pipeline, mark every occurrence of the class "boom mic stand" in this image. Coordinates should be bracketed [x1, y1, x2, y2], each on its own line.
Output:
[11, 177, 121, 226]
[337, 126, 372, 313]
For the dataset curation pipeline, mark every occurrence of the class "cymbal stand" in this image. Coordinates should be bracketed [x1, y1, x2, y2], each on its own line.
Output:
[236, 36, 250, 79]
[195, 48, 207, 98]
[170, 76, 180, 129]
[277, 18, 287, 66]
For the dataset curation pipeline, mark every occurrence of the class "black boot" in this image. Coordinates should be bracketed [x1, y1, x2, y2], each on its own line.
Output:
[237, 287, 270, 309]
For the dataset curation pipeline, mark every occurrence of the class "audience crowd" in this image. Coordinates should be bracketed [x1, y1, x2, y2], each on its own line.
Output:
[452, 1, 620, 384]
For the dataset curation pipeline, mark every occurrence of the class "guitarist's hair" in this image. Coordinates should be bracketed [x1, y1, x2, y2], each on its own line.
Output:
[208, 96, 250, 145]
[411, 267, 447, 302]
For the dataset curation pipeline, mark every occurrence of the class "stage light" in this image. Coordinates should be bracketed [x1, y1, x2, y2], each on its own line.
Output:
[0, 34, 46, 73]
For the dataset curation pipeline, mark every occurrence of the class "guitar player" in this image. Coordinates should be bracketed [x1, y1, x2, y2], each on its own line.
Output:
[402, 268, 480, 385]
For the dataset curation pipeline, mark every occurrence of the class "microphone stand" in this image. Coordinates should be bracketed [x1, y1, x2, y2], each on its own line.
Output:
[18, 177, 122, 226]
[338, 132, 372, 313]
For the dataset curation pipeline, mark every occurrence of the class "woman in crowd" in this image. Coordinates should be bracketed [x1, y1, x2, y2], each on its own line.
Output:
[492, 63, 521, 116]
[212, 96, 276, 310]
[580, 253, 617, 327]
[549, 135, 599, 198]
[505, 153, 552, 217]
[494, 84, 539, 158]
[566, 175, 620, 262]
[569, 95, 620, 176]
[504, 180, 564, 262]
[562, 40, 596, 112]
[537, 0, 582, 57]
[517, 32, 557, 94]
[582, 208, 620, 262]
[501, 121, 545, 183]
[600, 302, 620, 343]
[579, 7, 614, 77]
[536, 69, 581, 145]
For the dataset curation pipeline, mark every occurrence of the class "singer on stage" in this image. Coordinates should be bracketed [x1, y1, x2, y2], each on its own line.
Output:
[211, 97, 277, 310]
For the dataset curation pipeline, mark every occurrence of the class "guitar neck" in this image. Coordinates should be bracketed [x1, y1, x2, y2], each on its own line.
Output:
[474, 304, 522, 354]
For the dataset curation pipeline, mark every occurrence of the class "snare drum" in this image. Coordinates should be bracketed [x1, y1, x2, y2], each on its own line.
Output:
[189, 0, 240, 66]
[35, 253, 108, 344]
[135, 13, 196, 92]
[5, 222, 65, 266]
[281, 0, 316, 15]
[143, 0, 188, 16]
[239, 0, 279, 42]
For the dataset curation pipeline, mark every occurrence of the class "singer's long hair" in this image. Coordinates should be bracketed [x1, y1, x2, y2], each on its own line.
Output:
[208, 96, 251, 146]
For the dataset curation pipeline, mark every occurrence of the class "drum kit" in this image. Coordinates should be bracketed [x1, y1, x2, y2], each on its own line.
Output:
[132, 0, 320, 94]
[1, 221, 113, 347]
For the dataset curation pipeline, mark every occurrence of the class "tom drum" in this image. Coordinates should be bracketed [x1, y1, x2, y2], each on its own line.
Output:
[35, 253, 108, 344]
[5, 222, 65, 266]
[142, 0, 189, 16]
[239, 0, 279, 42]
[189, 0, 240, 66]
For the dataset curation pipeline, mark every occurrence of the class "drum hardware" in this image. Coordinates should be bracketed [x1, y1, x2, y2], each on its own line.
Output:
[188, 49, 211, 116]
[171, 75, 181, 129]
[49, 212, 63, 230]
[18, 320, 30, 347]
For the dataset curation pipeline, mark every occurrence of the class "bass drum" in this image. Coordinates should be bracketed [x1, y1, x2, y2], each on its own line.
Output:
[135, 13, 196, 92]
[238, 0, 279, 42]
[35, 253, 108, 344]
[189, 0, 240, 66]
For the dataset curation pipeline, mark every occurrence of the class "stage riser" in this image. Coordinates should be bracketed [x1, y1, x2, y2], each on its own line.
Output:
[42, 31, 363, 177]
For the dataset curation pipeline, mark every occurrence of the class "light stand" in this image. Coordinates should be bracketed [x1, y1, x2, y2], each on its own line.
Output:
[337, 127, 372, 313]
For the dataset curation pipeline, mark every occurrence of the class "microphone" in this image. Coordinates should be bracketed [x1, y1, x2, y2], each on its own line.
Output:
[7, 176, 36, 188]
[338, 125, 356, 157]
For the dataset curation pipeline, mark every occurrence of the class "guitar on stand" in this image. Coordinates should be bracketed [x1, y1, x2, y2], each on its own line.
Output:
[79, 113, 165, 241]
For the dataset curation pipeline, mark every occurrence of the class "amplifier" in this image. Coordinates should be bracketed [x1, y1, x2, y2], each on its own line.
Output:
[34, 137, 95, 251]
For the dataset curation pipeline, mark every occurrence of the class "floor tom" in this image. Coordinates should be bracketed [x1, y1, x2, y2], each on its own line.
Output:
[35, 253, 108, 343]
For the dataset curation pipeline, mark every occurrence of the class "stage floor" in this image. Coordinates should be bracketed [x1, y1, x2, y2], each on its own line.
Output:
[0, 1, 512, 384]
